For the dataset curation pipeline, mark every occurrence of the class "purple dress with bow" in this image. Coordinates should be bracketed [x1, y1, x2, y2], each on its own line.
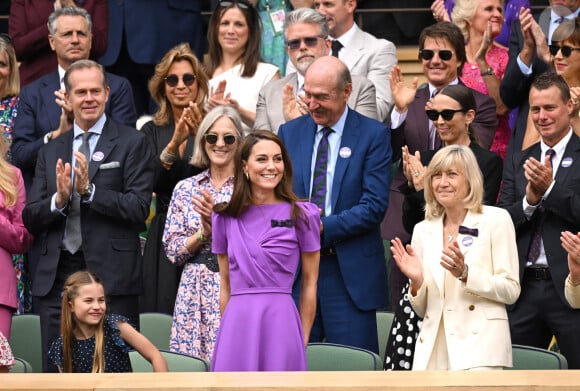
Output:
[211, 202, 320, 371]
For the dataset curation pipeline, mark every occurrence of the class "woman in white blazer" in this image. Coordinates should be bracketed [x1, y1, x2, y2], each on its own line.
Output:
[561, 231, 580, 309]
[391, 145, 520, 370]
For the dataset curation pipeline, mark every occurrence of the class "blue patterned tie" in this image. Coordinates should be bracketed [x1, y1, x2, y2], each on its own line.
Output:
[311, 127, 333, 213]
[527, 148, 555, 264]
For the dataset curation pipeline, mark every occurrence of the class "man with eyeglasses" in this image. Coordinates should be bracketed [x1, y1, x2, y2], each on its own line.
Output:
[12, 7, 137, 192]
[501, 1, 580, 153]
[383, 22, 497, 311]
[22, 59, 153, 373]
[285, 0, 395, 122]
[254, 8, 379, 133]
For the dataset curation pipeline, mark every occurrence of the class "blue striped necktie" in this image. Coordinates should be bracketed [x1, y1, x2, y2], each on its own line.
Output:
[311, 127, 333, 213]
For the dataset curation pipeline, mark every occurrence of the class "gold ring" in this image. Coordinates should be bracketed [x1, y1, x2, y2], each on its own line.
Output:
[414, 172, 419, 177]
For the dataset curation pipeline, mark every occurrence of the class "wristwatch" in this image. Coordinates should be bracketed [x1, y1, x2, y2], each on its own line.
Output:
[43, 131, 53, 144]
[82, 182, 94, 199]
[480, 67, 494, 77]
[458, 264, 469, 282]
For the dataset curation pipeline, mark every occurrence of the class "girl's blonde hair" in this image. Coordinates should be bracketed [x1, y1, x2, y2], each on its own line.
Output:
[423, 145, 483, 220]
[0, 138, 17, 206]
[60, 271, 106, 373]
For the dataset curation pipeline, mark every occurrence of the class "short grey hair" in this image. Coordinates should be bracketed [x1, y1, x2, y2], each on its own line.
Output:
[283, 8, 329, 39]
[48, 6, 92, 36]
[191, 106, 244, 168]
[64, 59, 108, 92]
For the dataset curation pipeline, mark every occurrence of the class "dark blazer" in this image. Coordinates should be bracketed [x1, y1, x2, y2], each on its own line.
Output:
[22, 118, 153, 298]
[384, 84, 497, 243]
[497, 133, 580, 308]
[12, 71, 137, 190]
[9, 0, 108, 86]
[402, 143, 503, 235]
[278, 109, 392, 310]
[100, 0, 204, 65]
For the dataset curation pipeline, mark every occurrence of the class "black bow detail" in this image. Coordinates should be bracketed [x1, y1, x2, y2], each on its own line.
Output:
[459, 225, 478, 237]
[271, 219, 293, 228]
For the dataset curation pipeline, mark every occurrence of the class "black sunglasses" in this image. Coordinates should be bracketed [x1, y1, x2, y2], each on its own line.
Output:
[286, 36, 325, 51]
[425, 109, 465, 121]
[549, 44, 580, 57]
[419, 49, 454, 61]
[219, 0, 250, 9]
[0, 33, 12, 44]
[165, 73, 196, 87]
[205, 133, 237, 145]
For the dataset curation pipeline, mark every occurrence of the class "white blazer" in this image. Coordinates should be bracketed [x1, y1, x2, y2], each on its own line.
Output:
[410, 206, 521, 370]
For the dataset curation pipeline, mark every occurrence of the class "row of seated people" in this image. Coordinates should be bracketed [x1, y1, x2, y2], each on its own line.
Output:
[0, 0, 579, 373]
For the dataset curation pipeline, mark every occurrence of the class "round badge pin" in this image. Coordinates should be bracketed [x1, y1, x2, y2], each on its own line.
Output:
[561, 157, 573, 168]
[462, 236, 473, 247]
[92, 151, 104, 162]
[339, 146, 351, 158]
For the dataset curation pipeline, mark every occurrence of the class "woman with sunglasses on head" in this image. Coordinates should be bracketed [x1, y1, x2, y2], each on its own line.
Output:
[206, 0, 280, 133]
[0, 34, 35, 316]
[139, 43, 209, 316]
[163, 106, 242, 361]
[211, 131, 320, 371]
[391, 144, 519, 370]
[384, 85, 503, 370]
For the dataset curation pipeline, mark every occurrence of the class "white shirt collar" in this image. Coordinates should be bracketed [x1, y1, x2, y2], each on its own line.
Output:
[329, 23, 357, 50]
[58, 65, 67, 90]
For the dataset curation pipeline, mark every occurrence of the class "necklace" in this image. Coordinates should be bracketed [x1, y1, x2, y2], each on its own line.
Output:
[444, 225, 459, 244]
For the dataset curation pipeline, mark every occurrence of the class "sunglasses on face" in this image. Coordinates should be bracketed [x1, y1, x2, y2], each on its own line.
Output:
[164, 73, 196, 87]
[204, 133, 237, 145]
[549, 44, 580, 57]
[425, 109, 465, 121]
[419, 49, 454, 61]
[219, 0, 250, 9]
[286, 36, 324, 51]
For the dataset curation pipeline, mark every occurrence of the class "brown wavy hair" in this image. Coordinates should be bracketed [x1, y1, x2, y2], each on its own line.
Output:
[148, 43, 209, 126]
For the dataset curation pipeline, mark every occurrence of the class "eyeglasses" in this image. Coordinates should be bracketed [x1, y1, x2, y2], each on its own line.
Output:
[204, 133, 237, 145]
[219, 0, 250, 9]
[425, 109, 465, 121]
[0, 33, 12, 44]
[549, 44, 580, 57]
[164, 73, 196, 87]
[419, 49, 454, 61]
[286, 36, 325, 51]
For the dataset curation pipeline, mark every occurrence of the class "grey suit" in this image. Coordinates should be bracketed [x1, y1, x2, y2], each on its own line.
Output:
[287, 24, 396, 121]
[254, 72, 378, 133]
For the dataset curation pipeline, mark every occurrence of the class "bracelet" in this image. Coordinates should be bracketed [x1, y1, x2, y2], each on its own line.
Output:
[458, 264, 469, 282]
[480, 67, 494, 77]
[197, 228, 206, 243]
[160, 148, 177, 165]
[568, 275, 580, 287]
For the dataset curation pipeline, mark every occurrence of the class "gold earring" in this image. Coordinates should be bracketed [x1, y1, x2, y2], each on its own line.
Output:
[244, 172, 249, 180]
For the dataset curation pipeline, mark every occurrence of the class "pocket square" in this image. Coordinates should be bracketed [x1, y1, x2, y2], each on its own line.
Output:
[99, 161, 120, 170]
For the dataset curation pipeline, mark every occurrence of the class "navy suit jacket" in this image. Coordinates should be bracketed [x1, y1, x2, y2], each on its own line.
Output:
[278, 109, 392, 310]
[100, 0, 204, 64]
[22, 118, 153, 298]
[497, 133, 580, 308]
[12, 70, 137, 190]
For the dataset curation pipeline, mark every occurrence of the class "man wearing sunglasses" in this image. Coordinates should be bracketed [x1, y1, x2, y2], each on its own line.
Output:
[12, 7, 137, 192]
[279, 56, 391, 354]
[384, 22, 497, 310]
[254, 8, 379, 133]
[285, 0, 396, 122]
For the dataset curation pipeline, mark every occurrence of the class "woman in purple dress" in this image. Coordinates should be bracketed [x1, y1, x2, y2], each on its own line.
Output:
[211, 130, 320, 371]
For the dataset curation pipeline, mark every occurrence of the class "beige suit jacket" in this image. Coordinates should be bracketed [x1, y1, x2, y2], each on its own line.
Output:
[565, 276, 580, 309]
[409, 206, 521, 370]
[254, 72, 378, 133]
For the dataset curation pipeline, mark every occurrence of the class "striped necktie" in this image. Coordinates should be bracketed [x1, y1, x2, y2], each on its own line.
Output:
[311, 127, 333, 213]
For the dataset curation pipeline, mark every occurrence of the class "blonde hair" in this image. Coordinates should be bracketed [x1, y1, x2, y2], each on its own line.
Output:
[148, 43, 209, 126]
[0, 138, 17, 206]
[60, 271, 106, 373]
[0, 38, 19, 97]
[452, 0, 504, 42]
[423, 145, 483, 220]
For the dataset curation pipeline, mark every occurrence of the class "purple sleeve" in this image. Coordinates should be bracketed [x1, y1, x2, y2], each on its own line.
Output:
[212, 212, 228, 254]
[495, 0, 530, 47]
[295, 202, 321, 253]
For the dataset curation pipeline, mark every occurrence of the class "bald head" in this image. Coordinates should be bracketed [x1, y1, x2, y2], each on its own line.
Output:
[304, 56, 352, 127]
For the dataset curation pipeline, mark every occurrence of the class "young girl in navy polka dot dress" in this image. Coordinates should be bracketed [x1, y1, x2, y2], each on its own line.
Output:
[48, 271, 168, 373]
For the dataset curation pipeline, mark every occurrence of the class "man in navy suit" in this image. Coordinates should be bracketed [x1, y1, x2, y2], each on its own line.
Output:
[498, 72, 580, 369]
[12, 6, 137, 192]
[23, 60, 153, 372]
[278, 56, 391, 353]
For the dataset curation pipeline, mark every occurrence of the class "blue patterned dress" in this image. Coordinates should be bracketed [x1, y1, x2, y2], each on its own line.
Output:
[163, 169, 234, 360]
